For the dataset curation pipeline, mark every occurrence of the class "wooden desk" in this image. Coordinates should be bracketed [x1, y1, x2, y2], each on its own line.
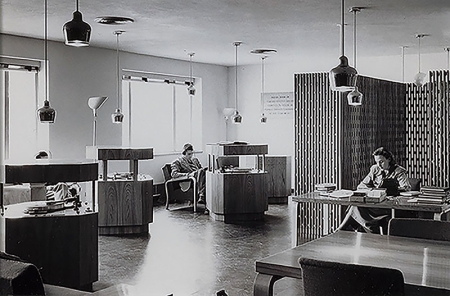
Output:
[5, 202, 98, 290]
[292, 192, 450, 244]
[254, 231, 450, 296]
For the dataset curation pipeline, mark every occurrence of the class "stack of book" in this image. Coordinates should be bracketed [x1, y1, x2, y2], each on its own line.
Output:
[365, 188, 387, 203]
[315, 183, 337, 196]
[416, 186, 450, 204]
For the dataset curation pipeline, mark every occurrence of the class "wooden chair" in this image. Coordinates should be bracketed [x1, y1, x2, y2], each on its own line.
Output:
[161, 164, 198, 212]
[299, 257, 405, 296]
[388, 218, 450, 241]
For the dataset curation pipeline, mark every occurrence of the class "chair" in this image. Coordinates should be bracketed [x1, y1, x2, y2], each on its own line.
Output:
[408, 178, 421, 191]
[388, 218, 450, 241]
[299, 257, 405, 296]
[161, 164, 198, 212]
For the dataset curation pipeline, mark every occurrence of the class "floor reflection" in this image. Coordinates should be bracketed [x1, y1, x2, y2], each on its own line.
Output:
[97, 201, 303, 295]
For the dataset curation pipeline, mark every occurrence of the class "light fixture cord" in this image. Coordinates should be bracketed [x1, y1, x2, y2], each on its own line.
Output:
[401, 46, 406, 82]
[189, 53, 193, 85]
[446, 48, 449, 70]
[116, 32, 120, 109]
[76, 0, 79, 11]
[418, 36, 421, 72]
[340, 0, 345, 57]
[261, 56, 265, 115]
[44, 0, 48, 103]
[235, 43, 238, 111]
[353, 9, 357, 68]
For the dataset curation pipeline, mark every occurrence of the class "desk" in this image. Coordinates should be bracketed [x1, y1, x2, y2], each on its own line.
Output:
[292, 192, 450, 244]
[254, 231, 450, 296]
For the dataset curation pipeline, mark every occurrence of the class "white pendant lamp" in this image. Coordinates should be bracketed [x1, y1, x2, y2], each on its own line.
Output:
[347, 7, 363, 106]
[187, 52, 196, 96]
[37, 0, 56, 123]
[63, 0, 91, 47]
[329, 0, 358, 92]
[232, 42, 242, 124]
[88, 96, 108, 146]
[413, 34, 427, 88]
[112, 30, 124, 123]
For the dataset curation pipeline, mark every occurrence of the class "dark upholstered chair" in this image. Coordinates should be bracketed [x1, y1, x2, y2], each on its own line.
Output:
[299, 257, 405, 296]
[408, 178, 421, 191]
[161, 163, 198, 212]
[388, 218, 450, 241]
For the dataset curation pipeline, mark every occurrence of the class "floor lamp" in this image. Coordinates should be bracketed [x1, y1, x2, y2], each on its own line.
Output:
[88, 96, 108, 147]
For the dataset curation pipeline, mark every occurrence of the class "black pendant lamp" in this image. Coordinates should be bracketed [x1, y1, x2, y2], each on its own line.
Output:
[232, 42, 243, 124]
[38, 0, 56, 123]
[63, 0, 91, 47]
[346, 7, 363, 106]
[112, 31, 124, 124]
[329, 0, 357, 92]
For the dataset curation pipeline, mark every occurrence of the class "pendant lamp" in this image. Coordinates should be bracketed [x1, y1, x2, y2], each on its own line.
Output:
[112, 30, 124, 123]
[37, 0, 56, 123]
[413, 34, 427, 88]
[329, 0, 357, 92]
[232, 42, 242, 124]
[187, 52, 196, 96]
[346, 7, 363, 106]
[260, 56, 268, 123]
[63, 0, 91, 47]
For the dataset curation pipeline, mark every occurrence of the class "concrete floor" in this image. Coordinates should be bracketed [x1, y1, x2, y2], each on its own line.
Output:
[95, 201, 304, 296]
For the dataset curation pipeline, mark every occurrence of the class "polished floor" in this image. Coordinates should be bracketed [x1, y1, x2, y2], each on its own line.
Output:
[95, 200, 304, 296]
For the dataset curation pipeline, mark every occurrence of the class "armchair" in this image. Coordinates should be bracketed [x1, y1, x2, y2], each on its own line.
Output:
[161, 164, 198, 212]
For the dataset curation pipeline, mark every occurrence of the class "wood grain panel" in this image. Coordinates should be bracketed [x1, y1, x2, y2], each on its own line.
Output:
[223, 173, 268, 214]
[5, 212, 98, 289]
[98, 179, 153, 229]
[258, 156, 291, 200]
[220, 144, 268, 156]
[97, 148, 154, 160]
[5, 162, 98, 184]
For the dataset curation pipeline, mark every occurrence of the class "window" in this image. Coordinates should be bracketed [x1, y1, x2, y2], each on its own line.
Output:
[122, 71, 202, 154]
[0, 58, 49, 161]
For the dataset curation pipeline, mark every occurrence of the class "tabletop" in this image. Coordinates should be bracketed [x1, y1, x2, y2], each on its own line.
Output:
[256, 231, 450, 291]
[292, 191, 450, 214]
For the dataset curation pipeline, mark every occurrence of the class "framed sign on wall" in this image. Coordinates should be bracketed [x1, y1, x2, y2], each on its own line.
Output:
[263, 92, 294, 117]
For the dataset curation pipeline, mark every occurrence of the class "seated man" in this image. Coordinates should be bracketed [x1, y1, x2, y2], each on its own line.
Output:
[171, 143, 207, 211]
[344, 147, 411, 233]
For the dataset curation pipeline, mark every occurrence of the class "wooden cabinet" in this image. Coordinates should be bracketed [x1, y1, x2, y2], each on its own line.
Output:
[206, 143, 269, 223]
[259, 156, 292, 204]
[93, 147, 154, 235]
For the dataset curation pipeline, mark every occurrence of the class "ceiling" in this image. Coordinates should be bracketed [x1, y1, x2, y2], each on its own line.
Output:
[1, 0, 450, 66]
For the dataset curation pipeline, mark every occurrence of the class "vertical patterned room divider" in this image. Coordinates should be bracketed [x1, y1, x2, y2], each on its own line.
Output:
[295, 73, 406, 242]
[406, 70, 450, 187]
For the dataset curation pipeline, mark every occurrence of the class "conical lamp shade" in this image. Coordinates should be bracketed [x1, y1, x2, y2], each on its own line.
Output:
[329, 56, 358, 92]
[347, 87, 363, 106]
[88, 96, 108, 110]
[38, 101, 56, 123]
[63, 10, 91, 47]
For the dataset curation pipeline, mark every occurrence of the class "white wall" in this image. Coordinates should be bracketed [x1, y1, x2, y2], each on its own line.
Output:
[0, 34, 228, 183]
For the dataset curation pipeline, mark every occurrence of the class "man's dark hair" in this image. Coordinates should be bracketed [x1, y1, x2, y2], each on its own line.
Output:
[372, 147, 396, 165]
[182, 143, 194, 155]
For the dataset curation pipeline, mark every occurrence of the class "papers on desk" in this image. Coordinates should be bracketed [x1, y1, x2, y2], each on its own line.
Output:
[329, 189, 353, 198]
[407, 198, 444, 204]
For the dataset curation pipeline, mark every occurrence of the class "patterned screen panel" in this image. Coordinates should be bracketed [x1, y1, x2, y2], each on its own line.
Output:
[294, 73, 340, 194]
[406, 70, 450, 187]
[341, 76, 407, 190]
